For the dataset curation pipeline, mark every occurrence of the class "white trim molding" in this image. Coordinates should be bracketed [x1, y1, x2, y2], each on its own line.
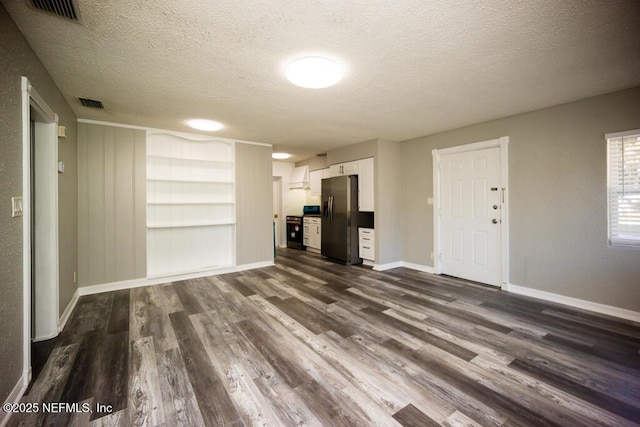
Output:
[0, 374, 28, 427]
[504, 283, 640, 323]
[372, 261, 435, 273]
[373, 261, 404, 271]
[79, 261, 274, 296]
[21, 76, 60, 384]
[605, 128, 640, 139]
[401, 262, 435, 274]
[78, 118, 272, 147]
[58, 289, 80, 333]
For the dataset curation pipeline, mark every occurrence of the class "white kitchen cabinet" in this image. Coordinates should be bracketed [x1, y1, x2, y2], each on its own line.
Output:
[359, 227, 375, 261]
[358, 157, 374, 212]
[304, 217, 321, 252]
[329, 160, 359, 177]
[309, 169, 324, 197]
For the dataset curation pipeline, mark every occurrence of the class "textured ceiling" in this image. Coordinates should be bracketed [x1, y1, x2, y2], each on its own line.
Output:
[3, 0, 640, 161]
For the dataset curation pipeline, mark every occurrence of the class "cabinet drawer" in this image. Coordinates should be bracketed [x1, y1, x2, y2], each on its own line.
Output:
[304, 217, 321, 226]
[359, 244, 374, 260]
[359, 228, 374, 238]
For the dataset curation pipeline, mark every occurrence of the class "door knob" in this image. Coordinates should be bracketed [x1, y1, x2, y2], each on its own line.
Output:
[491, 218, 498, 224]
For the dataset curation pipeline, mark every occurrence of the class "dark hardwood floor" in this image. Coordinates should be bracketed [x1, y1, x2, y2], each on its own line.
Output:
[10, 248, 640, 426]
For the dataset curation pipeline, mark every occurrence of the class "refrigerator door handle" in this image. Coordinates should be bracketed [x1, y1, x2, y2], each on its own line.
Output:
[329, 196, 334, 222]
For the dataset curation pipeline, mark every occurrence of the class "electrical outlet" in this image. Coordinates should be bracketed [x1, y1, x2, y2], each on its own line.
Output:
[430, 251, 434, 259]
[12, 197, 23, 217]
[73, 272, 77, 284]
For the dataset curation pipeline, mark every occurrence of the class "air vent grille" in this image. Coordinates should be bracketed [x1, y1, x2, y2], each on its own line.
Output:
[79, 98, 104, 109]
[27, 0, 80, 22]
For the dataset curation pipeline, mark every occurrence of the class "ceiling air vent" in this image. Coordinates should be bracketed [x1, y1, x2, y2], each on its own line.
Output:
[27, 0, 81, 22]
[79, 98, 104, 109]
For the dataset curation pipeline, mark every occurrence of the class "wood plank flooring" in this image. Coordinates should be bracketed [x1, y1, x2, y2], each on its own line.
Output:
[10, 248, 640, 426]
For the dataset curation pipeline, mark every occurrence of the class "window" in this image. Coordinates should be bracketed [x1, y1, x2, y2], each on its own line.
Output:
[607, 129, 640, 248]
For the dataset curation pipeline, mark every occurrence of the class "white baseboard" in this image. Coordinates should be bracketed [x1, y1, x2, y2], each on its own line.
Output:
[401, 262, 435, 274]
[58, 288, 79, 332]
[373, 261, 404, 271]
[79, 261, 275, 296]
[32, 331, 59, 342]
[504, 283, 640, 323]
[0, 374, 28, 427]
[372, 260, 435, 273]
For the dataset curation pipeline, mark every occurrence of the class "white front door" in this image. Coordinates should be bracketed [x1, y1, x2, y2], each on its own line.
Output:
[439, 147, 502, 286]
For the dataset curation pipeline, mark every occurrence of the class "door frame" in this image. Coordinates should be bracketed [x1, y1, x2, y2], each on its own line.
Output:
[21, 77, 60, 384]
[272, 176, 283, 248]
[432, 136, 509, 289]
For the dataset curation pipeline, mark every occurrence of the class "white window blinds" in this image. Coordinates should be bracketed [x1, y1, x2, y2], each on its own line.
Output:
[607, 130, 640, 248]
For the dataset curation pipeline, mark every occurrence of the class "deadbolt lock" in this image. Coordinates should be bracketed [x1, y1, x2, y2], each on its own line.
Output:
[493, 205, 498, 210]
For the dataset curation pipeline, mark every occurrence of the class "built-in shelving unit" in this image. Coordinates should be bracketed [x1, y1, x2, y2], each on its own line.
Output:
[146, 132, 235, 277]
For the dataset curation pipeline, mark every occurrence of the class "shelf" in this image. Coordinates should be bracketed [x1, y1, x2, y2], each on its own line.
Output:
[147, 221, 235, 229]
[147, 202, 234, 206]
[146, 178, 234, 184]
[147, 155, 233, 165]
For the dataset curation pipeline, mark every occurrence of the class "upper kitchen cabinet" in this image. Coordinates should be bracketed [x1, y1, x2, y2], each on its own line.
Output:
[358, 157, 374, 212]
[328, 160, 359, 177]
[309, 168, 328, 197]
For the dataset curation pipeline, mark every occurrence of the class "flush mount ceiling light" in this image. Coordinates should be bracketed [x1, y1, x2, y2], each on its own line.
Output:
[285, 56, 343, 89]
[186, 119, 224, 131]
[272, 152, 292, 160]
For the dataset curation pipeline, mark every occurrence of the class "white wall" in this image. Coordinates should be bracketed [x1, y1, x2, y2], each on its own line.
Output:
[272, 161, 307, 215]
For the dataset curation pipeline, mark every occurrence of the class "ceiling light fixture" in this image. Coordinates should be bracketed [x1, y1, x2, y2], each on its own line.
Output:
[186, 119, 224, 131]
[272, 152, 292, 160]
[286, 56, 343, 89]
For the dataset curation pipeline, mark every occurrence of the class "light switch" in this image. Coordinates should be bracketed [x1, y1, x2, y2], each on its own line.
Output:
[427, 197, 433, 205]
[12, 197, 23, 217]
[58, 161, 65, 173]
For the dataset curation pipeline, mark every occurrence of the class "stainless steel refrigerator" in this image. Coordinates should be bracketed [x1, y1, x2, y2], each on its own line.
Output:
[321, 175, 361, 264]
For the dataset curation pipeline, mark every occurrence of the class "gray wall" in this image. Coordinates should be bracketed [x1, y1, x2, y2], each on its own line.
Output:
[401, 86, 640, 312]
[295, 155, 328, 171]
[236, 144, 274, 264]
[327, 138, 378, 166]
[0, 4, 78, 402]
[78, 123, 146, 286]
[376, 140, 402, 265]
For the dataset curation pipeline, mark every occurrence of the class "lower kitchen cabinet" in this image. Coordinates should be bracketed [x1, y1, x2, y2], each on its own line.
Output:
[304, 217, 321, 252]
[359, 227, 374, 262]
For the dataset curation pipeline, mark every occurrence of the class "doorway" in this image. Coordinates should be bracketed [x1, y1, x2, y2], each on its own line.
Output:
[21, 77, 60, 385]
[433, 137, 509, 287]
